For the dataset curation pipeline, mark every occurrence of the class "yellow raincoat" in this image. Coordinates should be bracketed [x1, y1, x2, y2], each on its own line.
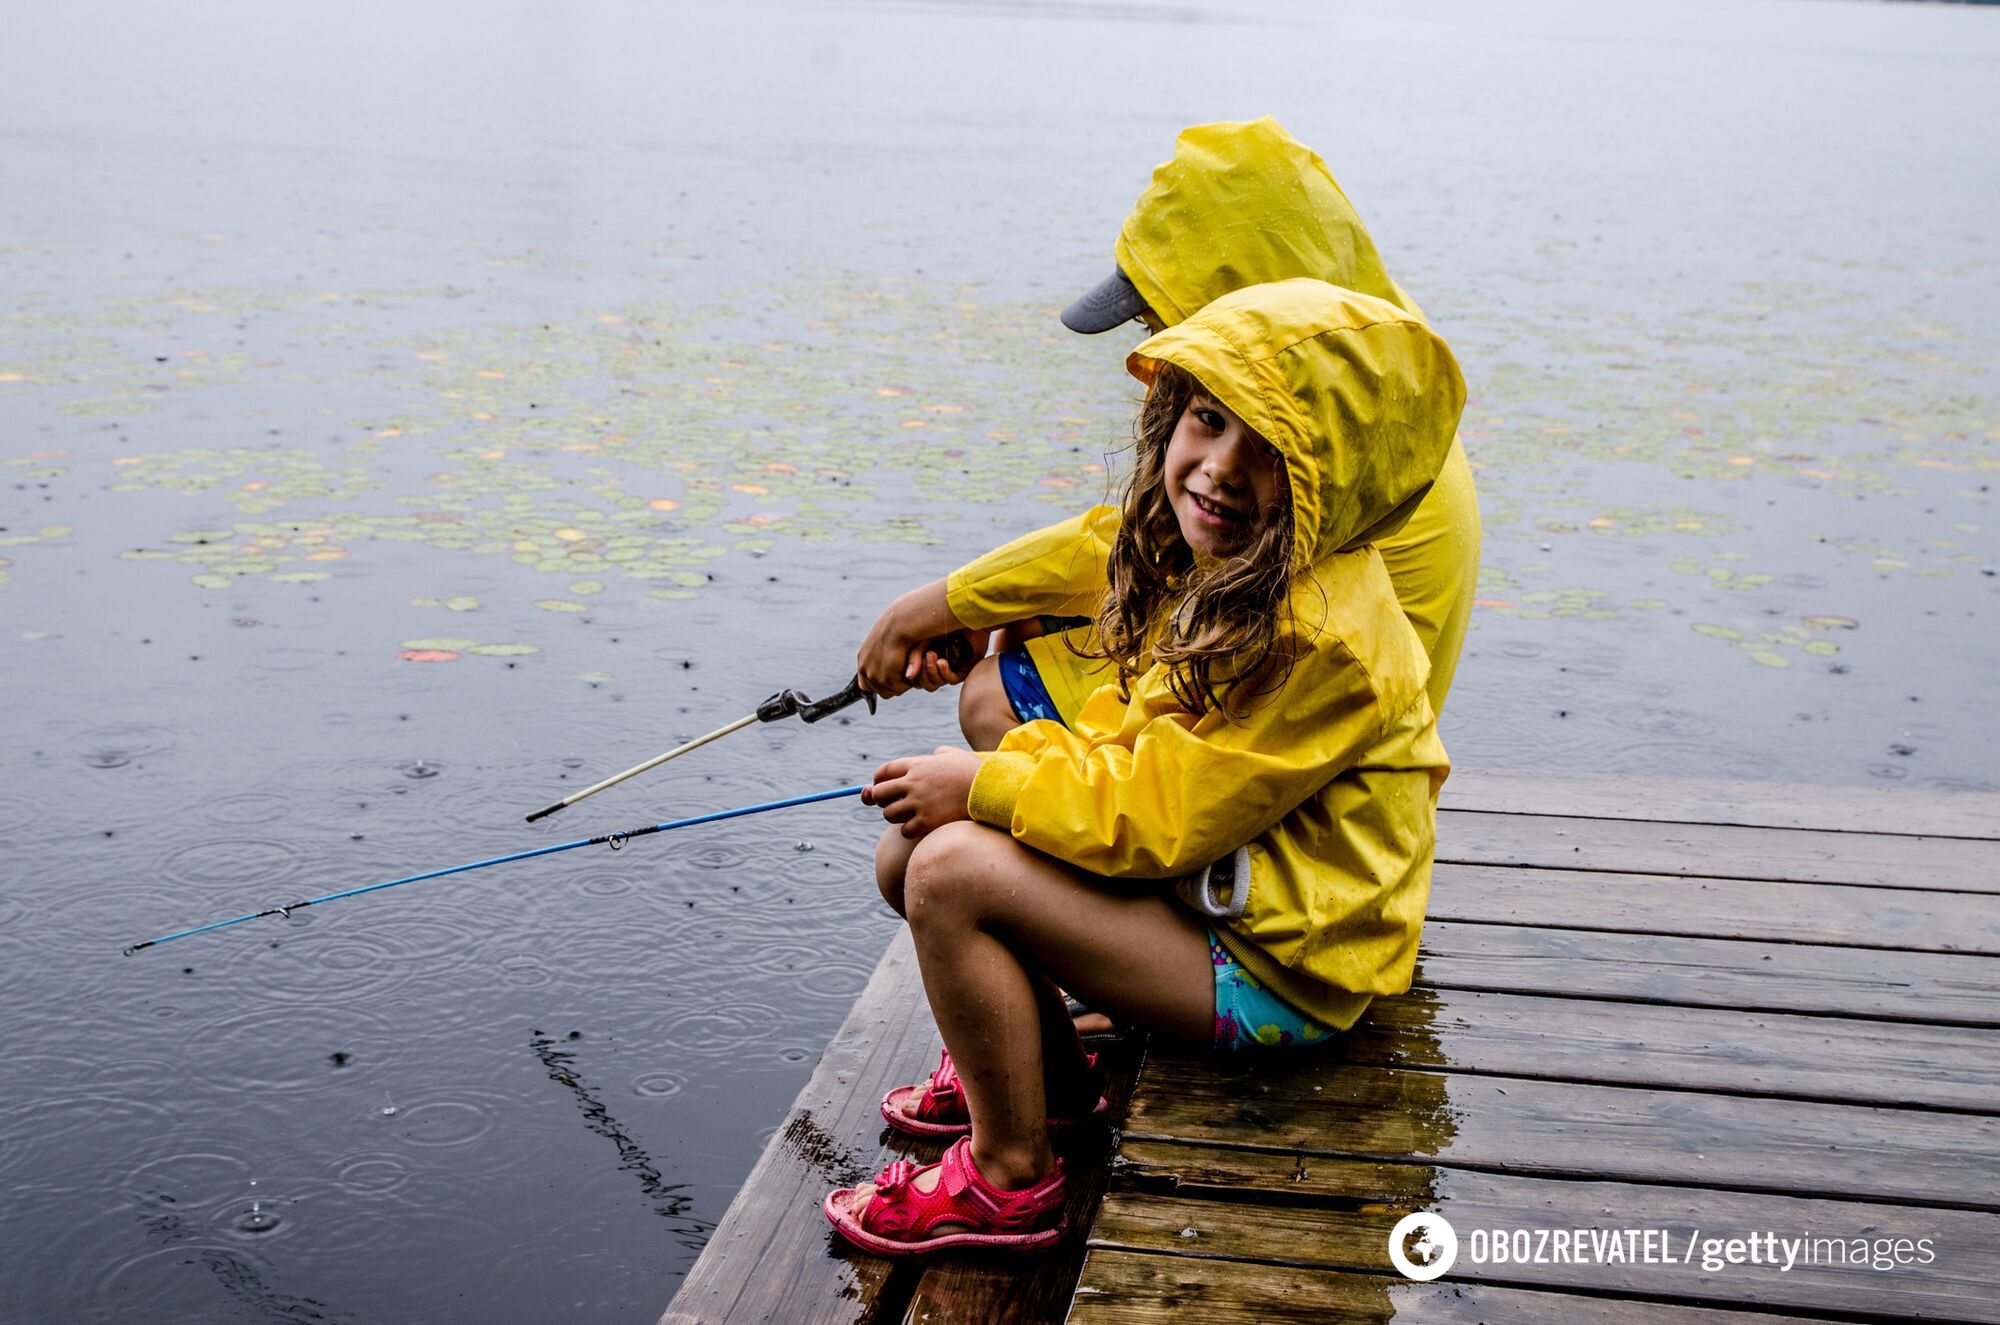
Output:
[948, 117, 1481, 719]
[967, 279, 1464, 1028]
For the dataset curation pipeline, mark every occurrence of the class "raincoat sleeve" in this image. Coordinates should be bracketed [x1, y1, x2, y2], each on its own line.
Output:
[967, 631, 1407, 878]
[943, 507, 1119, 630]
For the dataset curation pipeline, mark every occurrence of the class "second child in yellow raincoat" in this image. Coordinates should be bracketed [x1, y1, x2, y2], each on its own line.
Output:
[823, 277, 1465, 1257]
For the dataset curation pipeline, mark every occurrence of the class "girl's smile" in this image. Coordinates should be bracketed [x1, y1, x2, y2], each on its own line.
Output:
[1163, 392, 1286, 560]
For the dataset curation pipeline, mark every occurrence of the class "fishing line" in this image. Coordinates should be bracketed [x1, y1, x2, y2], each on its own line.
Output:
[123, 784, 866, 955]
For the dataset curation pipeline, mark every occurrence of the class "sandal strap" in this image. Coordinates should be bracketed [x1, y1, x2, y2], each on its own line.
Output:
[910, 1049, 963, 1123]
[907, 1048, 1101, 1127]
[859, 1138, 1065, 1240]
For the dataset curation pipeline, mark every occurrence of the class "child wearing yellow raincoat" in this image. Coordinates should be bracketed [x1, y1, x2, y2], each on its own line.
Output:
[857, 117, 1481, 736]
[824, 277, 1465, 1257]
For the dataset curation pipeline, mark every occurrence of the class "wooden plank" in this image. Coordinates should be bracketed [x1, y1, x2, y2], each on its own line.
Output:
[898, 1033, 1147, 1325]
[1093, 1144, 2000, 1322]
[1414, 921, 2000, 1026]
[660, 928, 937, 1325]
[1443, 769, 2000, 840]
[1122, 1056, 2000, 1211]
[1071, 1249, 1851, 1324]
[1345, 988, 2000, 1113]
[1431, 864, 2000, 955]
[1435, 810, 2000, 893]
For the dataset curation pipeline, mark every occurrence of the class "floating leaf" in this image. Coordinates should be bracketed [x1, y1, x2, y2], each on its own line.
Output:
[1802, 615, 1858, 630]
[578, 672, 614, 683]
[399, 649, 461, 663]
[533, 599, 589, 613]
[1748, 650, 1791, 669]
[464, 642, 539, 657]
[401, 636, 479, 650]
[190, 573, 232, 589]
[268, 571, 330, 584]
[1692, 624, 1743, 641]
[569, 579, 605, 596]
[648, 498, 680, 512]
[444, 596, 480, 611]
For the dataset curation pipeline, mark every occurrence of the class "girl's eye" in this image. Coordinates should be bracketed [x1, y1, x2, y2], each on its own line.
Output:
[1194, 408, 1226, 431]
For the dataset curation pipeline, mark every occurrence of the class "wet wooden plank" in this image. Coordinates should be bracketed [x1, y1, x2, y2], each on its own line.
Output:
[1431, 864, 2000, 955]
[1413, 920, 2000, 1026]
[1071, 1250, 1851, 1324]
[1345, 988, 2000, 1112]
[898, 1034, 1146, 1325]
[661, 927, 936, 1325]
[1123, 1055, 2000, 1211]
[1435, 810, 2000, 892]
[1094, 1146, 2000, 1322]
[1443, 770, 2000, 840]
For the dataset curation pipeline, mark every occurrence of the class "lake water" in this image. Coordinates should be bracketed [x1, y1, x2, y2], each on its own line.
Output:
[2, 1, 1995, 1320]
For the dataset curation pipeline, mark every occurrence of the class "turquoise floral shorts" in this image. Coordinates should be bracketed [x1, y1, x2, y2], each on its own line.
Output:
[1210, 930, 1337, 1053]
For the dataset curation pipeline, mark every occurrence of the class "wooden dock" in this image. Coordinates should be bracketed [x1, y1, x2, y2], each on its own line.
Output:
[661, 771, 2000, 1325]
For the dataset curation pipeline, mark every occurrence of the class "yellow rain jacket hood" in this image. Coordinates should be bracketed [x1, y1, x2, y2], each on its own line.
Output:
[967, 279, 1464, 1028]
[1115, 117, 1424, 328]
[946, 117, 1481, 718]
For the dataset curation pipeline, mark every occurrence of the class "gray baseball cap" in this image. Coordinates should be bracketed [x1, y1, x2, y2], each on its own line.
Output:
[1060, 268, 1150, 334]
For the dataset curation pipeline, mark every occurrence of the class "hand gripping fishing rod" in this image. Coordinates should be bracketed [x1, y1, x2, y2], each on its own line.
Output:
[523, 633, 976, 823]
[123, 784, 866, 956]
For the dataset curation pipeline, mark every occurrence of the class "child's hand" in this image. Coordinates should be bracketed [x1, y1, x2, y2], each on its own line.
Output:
[863, 747, 982, 839]
[857, 581, 982, 696]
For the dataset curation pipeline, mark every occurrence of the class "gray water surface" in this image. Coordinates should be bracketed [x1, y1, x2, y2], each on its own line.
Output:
[2, 1, 1996, 1321]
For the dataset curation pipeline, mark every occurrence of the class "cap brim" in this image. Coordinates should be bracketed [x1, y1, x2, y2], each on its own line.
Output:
[1060, 269, 1149, 334]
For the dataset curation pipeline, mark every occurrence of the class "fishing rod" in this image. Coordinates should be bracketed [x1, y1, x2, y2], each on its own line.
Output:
[523, 634, 975, 823]
[123, 784, 866, 956]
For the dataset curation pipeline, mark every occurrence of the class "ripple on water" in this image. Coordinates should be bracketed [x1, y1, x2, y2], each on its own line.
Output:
[178, 1002, 403, 1095]
[631, 1070, 687, 1099]
[244, 912, 487, 1003]
[126, 1148, 257, 1214]
[249, 646, 328, 672]
[1604, 706, 1717, 739]
[155, 836, 310, 893]
[653, 1001, 784, 1056]
[0, 1093, 178, 1196]
[77, 722, 177, 770]
[322, 1149, 417, 1198]
[0, 790, 41, 834]
[794, 957, 876, 1001]
[198, 791, 295, 827]
[382, 1089, 510, 1151]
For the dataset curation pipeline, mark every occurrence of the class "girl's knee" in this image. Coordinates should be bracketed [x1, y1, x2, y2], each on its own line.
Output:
[958, 655, 1017, 751]
[874, 826, 915, 916]
[904, 820, 1004, 924]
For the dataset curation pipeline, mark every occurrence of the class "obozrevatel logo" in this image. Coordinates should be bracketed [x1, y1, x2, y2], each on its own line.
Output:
[1388, 1211, 1458, 1281]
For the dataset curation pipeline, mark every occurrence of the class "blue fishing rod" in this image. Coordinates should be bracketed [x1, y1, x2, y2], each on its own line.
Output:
[123, 785, 865, 955]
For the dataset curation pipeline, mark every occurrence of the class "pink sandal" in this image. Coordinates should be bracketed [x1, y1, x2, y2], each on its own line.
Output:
[881, 1049, 1108, 1138]
[823, 1136, 1067, 1256]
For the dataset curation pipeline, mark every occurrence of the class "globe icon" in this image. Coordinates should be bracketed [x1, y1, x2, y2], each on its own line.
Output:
[1388, 1211, 1458, 1281]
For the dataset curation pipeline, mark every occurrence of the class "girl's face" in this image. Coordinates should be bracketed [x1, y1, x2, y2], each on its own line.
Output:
[1163, 391, 1287, 561]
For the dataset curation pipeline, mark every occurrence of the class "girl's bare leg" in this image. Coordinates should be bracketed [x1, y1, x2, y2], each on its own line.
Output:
[901, 821, 1210, 1187]
[957, 653, 1019, 752]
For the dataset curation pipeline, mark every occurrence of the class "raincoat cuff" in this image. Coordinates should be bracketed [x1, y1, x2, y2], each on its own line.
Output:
[968, 751, 1035, 829]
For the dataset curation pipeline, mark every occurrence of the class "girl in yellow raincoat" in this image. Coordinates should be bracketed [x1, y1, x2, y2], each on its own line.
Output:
[823, 277, 1465, 1257]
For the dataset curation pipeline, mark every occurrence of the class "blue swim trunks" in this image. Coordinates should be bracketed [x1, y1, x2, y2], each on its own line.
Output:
[1209, 930, 1338, 1053]
[998, 645, 1064, 725]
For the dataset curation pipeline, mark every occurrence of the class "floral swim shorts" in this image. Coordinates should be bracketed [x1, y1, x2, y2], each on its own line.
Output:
[1209, 930, 1337, 1053]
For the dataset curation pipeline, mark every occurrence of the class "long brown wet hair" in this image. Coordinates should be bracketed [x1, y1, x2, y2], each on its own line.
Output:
[1085, 362, 1300, 720]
